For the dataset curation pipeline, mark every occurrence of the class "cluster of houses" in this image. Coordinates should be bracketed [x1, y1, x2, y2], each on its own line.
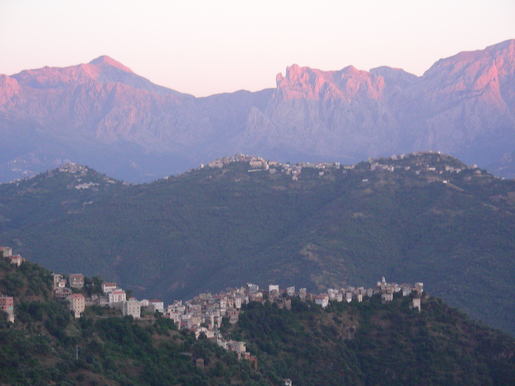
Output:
[0, 246, 24, 267]
[0, 245, 424, 368]
[202, 154, 343, 181]
[52, 273, 164, 320]
[160, 276, 424, 363]
[199, 152, 479, 183]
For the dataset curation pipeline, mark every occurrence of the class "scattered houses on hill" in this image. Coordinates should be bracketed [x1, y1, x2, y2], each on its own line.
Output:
[0, 246, 24, 267]
[0, 245, 425, 363]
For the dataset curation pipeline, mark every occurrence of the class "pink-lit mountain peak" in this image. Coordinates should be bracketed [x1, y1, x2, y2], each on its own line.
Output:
[276, 63, 386, 100]
[89, 55, 133, 73]
[280, 64, 364, 82]
[423, 39, 514, 78]
[7, 55, 188, 97]
[414, 38, 514, 108]
[10, 56, 134, 88]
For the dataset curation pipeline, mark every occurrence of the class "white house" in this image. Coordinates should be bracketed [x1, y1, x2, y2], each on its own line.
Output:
[0, 247, 12, 258]
[108, 289, 126, 304]
[286, 286, 296, 297]
[314, 294, 329, 308]
[149, 299, 164, 314]
[102, 282, 117, 294]
[7, 255, 24, 267]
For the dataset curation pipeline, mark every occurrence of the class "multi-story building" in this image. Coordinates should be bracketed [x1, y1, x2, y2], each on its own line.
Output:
[67, 293, 85, 318]
[122, 299, 141, 319]
[149, 299, 164, 314]
[69, 274, 85, 289]
[102, 282, 117, 293]
[108, 289, 127, 304]
[0, 295, 14, 323]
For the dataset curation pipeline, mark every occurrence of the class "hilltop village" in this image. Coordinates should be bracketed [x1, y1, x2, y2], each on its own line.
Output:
[199, 152, 482, 182]
[1, 246, 424, 365]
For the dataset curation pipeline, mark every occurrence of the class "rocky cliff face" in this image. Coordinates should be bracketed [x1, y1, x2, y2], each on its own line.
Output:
[0, 40, 513, 181]
[236, 64, 402, 161]
[394, 39, 515, 161]
[239, 40, 514, 168]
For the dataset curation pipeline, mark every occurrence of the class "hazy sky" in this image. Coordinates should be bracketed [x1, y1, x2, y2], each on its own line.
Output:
[1, 0, 513, 96]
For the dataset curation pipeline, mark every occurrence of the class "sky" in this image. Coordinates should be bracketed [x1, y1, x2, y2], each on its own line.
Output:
[1, 0, 514, 97]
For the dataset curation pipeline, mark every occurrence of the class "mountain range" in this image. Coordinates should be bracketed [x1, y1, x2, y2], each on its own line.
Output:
[0, 153, 514, 335]
[0, 40, 514, 182]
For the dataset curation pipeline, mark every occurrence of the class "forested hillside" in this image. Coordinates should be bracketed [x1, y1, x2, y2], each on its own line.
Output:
[0, 152, 514, 334]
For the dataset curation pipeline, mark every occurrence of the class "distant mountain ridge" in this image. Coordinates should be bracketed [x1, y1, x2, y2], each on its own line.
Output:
[0, 40, 514, 182]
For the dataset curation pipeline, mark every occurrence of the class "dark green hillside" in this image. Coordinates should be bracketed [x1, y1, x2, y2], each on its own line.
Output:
[229, 297, 515, 386]
[0, 162, 124, 230]
[0, 153, 514, 334]
[0, 259, 53, 302]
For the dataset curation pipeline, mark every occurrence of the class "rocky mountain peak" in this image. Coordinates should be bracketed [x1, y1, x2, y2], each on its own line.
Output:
[88, 55, 134, 73]
[274, 63, 386, 101]
[423, 39, 514, 79]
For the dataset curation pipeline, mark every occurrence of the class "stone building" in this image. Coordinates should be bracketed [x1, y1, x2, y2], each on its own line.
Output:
[69, 274, 85, 289]
[67, 293, 85, 318]
[0, 295, 15, 323]
[7, 255, 24, 267]
[0, 247, 12, 258]
[122, 298, 141, 319]
[108, 289, 127, 304]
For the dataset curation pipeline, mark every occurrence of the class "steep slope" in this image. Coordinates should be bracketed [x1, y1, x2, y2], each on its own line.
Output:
[236, 64, 406, 162]
[0, 40, 514, 182]
[0, 153, 514, 335]
[230, 299, 515, 386]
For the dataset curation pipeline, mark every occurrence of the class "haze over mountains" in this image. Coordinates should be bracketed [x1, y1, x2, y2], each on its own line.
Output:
[0, 40, 514, 182]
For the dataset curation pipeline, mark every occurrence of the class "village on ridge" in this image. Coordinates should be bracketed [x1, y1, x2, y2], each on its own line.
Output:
[1, 246, 424, 365]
